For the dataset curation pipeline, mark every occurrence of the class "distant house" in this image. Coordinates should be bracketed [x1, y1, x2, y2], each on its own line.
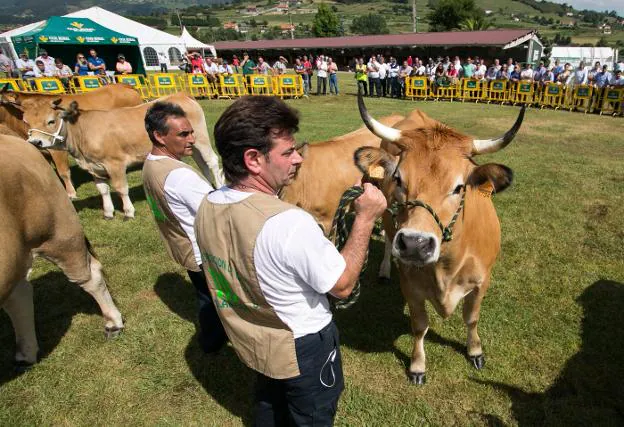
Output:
[513, 17, 520, 22]
[566, 12, 574, 17]
[485, 10, 492, 15]
[223, 22, 239, 31]
[280, 23, 295, 34]
[247, 6, 257, 13]
[277, 3, 289, 13]
[599, 24, 612, 34]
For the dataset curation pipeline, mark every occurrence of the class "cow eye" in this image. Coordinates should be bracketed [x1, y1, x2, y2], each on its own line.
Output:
[47, 119, 55, 126]
[452, 184, 464, 195]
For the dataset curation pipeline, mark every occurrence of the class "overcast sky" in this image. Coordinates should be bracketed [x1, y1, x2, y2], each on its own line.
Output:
[548, 0, 624, 16]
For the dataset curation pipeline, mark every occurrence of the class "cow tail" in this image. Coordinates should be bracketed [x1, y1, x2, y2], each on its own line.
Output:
[85, 237, 99, 261]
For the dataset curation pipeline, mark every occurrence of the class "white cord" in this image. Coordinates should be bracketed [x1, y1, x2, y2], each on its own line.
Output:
[320, 348, 337, 388]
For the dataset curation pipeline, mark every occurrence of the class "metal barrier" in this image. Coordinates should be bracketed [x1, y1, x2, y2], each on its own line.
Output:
[599, 87, 624, 116]
[219, 74, 247, 98]
[115, 74, 151, 100]
[406, 77, 429, 100]
[149, 73, 182, 98]
[567, 84, 593, 113]
[249, 74, 273, 95]
[484, 80, 509, 104]
[461, 78, 484, 102]
[510, 81, 535, 106]
[433, 79, 458, 101]
[31, 77, 67, 94]
[540, 83, 566, 110]
[69, 75, 106, 93]
[181, 74, 216, 99]
[0, 78, 30, 92]
[274, 74, 304, 98]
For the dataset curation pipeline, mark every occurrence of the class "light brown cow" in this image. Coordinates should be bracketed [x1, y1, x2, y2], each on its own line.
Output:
[26, 93, 224, 219]
[0, 85, 143, 199]
[354, 93, 525, 384]
[0, 135, 124, 368]
[280, 114, 405, 234]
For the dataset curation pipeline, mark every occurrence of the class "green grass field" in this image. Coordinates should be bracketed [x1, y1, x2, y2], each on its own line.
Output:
[1, 75, 623, 426]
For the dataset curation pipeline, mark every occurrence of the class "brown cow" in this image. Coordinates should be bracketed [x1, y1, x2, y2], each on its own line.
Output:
[26, 93, 224, 219]
[0, 135, 124, 368]
[0, 85, 143, 199]
[280, 114, 405, 233]
[354, 93, 524, 384]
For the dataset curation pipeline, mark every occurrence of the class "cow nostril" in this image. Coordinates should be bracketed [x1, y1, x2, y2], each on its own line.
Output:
[397, 233, 408, 251]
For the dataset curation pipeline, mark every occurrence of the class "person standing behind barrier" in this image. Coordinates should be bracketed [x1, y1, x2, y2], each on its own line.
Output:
[15, 52, 35, 79]
[378, 56, 387, 97]
[36, 49, 55, 75]
[199, 96, 387, 426]
[53, 58, 73, 90]
[567, 61, 588, 87]
[218, 59, 233, 76]
[204, 57, 219, 84]
[115, 54, 132, 75]
[0, 48, 14, 78]
[399, 59, 412, 98]
[303, 55, 313, 94]
[231, 55, 240, 73]
[316, 55, 328, 95]
[142, 102, 227, 355]
[367, 55, 380, 97]
[158, 52, 168, 73]
[462, 57, 475, 79]
[256, 57, 271, 75]
[355, 57, 368, 96]
[74, 53, 90, 76]
[87, 49, 106, 76]
[328, 57, 338, 95]
[294, 58, 308, 97]
[272, 56, 287, 75]
[496, 63, 509, 80]
[510, 64, 522, 83]
[33, 60, 54, 78]
[388, 57, 399, 98]
[520, 63, 534, 81]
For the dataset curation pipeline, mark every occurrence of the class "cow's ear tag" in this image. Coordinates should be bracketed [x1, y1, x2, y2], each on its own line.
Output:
[478, 180, 494, 197]
[368, 165, 385, 180]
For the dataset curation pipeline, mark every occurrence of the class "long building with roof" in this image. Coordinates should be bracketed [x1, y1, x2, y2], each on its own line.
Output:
[214, 29, 543, 67]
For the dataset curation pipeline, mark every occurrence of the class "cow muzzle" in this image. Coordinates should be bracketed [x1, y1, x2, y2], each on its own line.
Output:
[392, 229, 440, 266]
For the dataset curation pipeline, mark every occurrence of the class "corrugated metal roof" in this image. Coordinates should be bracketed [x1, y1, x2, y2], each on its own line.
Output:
[214, 29, 536, 51]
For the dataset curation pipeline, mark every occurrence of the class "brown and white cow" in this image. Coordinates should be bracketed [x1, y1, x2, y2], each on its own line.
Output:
[0, 135, 124, 368]
[354, 93, 525, 384]
[26, 93, 225, 219]
[0, 85, 143, 199]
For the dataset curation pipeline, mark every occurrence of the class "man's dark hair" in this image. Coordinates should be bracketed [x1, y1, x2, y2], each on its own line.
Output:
[145, 101, 187, 145]
[214, 96, 299, 183]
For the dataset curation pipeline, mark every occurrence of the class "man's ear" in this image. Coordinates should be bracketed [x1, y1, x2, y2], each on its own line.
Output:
[354, 146, 399, 183]
[295, 141, 309, 158]
[467, 163, 514, 194]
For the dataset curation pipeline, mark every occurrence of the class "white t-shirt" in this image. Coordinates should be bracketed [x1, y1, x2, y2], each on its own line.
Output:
[205, 62, 219, 75]
[317, 61, 328, 78]
[146, 154, 213, 266]
[206, 187, 345, 338]
[367, 61, 380, 78]
[378, 63, 387, 79]
[36, 55, 55, 73]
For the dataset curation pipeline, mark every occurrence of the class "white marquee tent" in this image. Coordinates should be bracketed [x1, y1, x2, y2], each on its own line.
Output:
[64, 7, 188, 71]
[179, 26, 216, 58]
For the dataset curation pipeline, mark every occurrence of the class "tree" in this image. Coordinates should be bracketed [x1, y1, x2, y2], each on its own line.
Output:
[427, 0, 481, 32]
[596, 36, 610, 47]
[459, 15, 492, 31]
[350, 13, 389, 35]
[312, 3, 340, 37]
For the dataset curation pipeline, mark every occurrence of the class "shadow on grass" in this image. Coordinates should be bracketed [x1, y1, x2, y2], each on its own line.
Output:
[72, 184, 146, 214]
[0, 271, 101, 385]
[476, 279, 624, 425]
[153, 273, 254, 425]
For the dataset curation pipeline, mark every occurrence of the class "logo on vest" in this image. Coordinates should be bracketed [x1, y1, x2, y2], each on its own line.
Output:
[146, 194, 167, 222]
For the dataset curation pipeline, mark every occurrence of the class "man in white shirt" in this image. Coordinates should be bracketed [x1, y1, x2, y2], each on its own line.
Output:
[35, 49, 55, 74]
[142, 102, 227, 354]
[158, 51, 168, 72]
[378, 56, 388, 97]
[367, 55, 380, 97]
[316, 54, 328, 95]
[567, 61, 588, 86]
[204, 56, 219, 83]
[199, 96, 387, 425]
[272, 56, 287, 75]
[475, 58, 487, 80]
[33, 60, 54, 78]
[15, 52, 36, 78]
[388, 56, 400, 98]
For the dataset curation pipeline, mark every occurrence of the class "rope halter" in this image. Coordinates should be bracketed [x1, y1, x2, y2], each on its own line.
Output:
[27, 118, 66, 147]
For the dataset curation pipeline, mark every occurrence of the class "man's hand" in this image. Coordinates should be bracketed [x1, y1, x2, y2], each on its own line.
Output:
[353, 182, 387, 223]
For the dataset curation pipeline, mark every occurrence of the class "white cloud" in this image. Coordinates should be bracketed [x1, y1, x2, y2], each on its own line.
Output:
[548, 0, 624, 15]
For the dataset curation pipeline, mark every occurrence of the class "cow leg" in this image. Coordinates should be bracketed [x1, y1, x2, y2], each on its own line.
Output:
[191, 147, 225, 189]
[407, 297, 429, 385]
[2, 278, 39, 367]
[49, 150, 77, 200]
[94, 177, 115, 219]
[463, 283, 487, 370]
[76, 255, 124, 338]
[378, 212, 396, 284]
[108, 170, 134, 219]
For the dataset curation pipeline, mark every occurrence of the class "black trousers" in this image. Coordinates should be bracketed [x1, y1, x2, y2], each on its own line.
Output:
[187, 267, 227, 353]
[379, 77, 387, 97]
[160, 64, 168, 73]
[254, 321, 344, 427]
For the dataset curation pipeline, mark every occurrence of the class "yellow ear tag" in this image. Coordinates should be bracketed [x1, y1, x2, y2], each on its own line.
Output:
[478, 181, 494, 198]
[368, 165, 385, 180]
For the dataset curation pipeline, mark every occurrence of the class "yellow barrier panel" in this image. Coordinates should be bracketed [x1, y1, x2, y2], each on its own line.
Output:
[461, 78, 484, 102]
[115, 74, 151, 100]
[406, 77, 429, 100]
[540, 83, 566, 110]
[149, 73, 181, 98]
[70, 75, 105, 93]
[249, 75, 272, 95]
[484, 79, 509, 104]
[219, 74, 246, 99]
[181, 74, 215, 99]
[0, 78, 30, 92]
[432, 79, 458, 102]
[567, 84, 593, 113]
[599, 87, 624, 116]
[31, 77, 67, 94]
[275, 74, 303, 98]
[510, 81, 535, 106]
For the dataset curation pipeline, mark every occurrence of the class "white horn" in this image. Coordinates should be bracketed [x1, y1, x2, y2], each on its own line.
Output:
[473, 105, 525, 155]
[358, 89, 402, 142]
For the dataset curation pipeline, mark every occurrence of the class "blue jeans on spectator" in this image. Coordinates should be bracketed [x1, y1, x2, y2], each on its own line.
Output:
[369, 77, 381, 97]
[301, 74, 310, 96]
[329, 73, 338, 94]
[187, 267, 227, 353]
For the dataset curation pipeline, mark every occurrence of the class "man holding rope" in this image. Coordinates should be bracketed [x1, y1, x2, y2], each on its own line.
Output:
[194, 96, 386, 426]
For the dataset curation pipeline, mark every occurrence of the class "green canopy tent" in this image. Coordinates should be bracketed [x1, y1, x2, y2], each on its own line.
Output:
[11, 16, 144, 75]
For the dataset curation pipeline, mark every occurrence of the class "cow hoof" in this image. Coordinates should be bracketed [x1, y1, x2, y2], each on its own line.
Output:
[123, 216, 134, 221]
[104, 326, 123, 340]
[408, 372, 426, 385]
[469, 354, 485, 370]
[103, 215, 114, 221]
[14, 360, 35, 373]
[378, 276, 391, 285]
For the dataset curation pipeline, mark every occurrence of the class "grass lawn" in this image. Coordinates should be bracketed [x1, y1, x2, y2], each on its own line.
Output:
[0, 74, 623, 426]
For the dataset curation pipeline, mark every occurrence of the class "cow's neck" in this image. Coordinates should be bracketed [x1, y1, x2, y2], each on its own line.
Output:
[64, 121, 86, 160]
[0, 105, 28, 138]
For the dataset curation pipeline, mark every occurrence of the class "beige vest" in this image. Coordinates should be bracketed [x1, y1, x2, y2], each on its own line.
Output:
[142, 157, 203, 272]
[195, 192, 300, 379]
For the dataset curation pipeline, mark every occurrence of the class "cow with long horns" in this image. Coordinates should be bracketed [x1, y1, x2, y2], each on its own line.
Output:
[354, 92, 525, 384]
